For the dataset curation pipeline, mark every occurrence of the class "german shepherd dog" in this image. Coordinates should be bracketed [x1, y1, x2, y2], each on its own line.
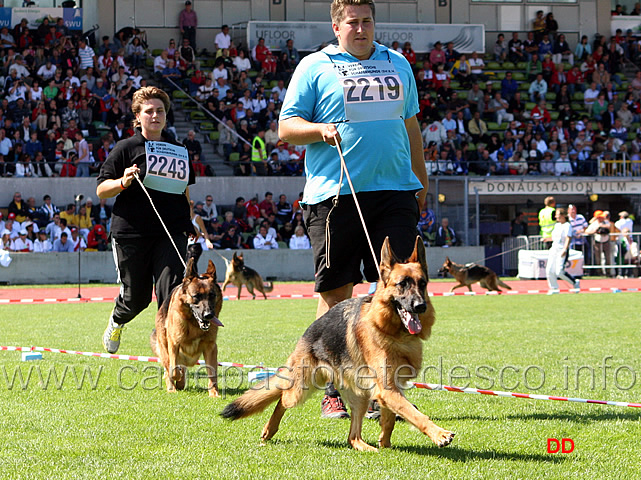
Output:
[221, 252, 273, 300]
[439, 257, 511, 293]
[150, 258, 224, 397]
[221, 237, 455, 451]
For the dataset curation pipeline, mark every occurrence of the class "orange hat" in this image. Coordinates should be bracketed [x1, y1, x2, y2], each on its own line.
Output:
[593, 210, 604, 218]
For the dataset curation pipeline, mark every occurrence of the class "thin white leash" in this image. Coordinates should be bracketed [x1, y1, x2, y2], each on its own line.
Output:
[327, 140, 381, 279]
[133, 172, 187, 270]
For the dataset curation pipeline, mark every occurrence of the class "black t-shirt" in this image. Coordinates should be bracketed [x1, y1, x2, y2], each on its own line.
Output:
[97, 129, 196, 239]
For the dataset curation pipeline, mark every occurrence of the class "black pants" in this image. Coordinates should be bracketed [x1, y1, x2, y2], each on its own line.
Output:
[111, 233, 187, 325]
[182, 27, 196, 51]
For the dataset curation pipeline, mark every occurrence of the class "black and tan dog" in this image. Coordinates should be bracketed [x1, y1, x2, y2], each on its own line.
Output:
[150, 258, 223, 397]
[221, 252, 273, 300]
[439, 257, 511, 293]
[221, 237, 454, 451]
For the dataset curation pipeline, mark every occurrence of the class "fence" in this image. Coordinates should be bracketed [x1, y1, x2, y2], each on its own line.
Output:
[501, 233, 641, 277]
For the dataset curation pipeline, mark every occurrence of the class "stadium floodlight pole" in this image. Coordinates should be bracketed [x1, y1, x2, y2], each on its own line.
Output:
[412, 382, 641, 409]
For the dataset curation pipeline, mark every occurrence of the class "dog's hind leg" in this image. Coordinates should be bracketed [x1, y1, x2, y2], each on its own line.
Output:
[341, 390, 377, 452]
[246, 284, 257, 300]
[261, 399, 286, 443]
[378, 407, 396, 449]
[450, 283, 466, 292]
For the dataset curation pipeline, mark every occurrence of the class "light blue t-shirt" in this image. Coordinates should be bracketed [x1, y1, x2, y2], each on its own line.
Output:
[280, 42, 422, 205]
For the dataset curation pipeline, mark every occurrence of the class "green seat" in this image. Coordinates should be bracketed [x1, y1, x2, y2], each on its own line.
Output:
[209, 131, 220, 143]
[92, 121, 105, 129]
[516, 62, 528, 70]
[172, 90, 189, 99]
[277, 241, 288, 249]
[495, 72, 506, 80]
[152, 49, 164, 56]
[415, 61, 424, 70]
[456, 90, 468, 99]
[545, 92, 556, 101]
[513, 72, 525, 81]
[487, 62, 501, 70]
[487, 122, 501, 130]
[572, 92, 584, 101]
[190, 111, 206, 121]
[145, 57, 154, 67]
[503, 62, 515, 70]
[229, 152, 240, 162]
[449, 80, 460, 89]
[549, 111, 559, 120]
[525, 102, 536, 110]
[200, 121, 215, 132]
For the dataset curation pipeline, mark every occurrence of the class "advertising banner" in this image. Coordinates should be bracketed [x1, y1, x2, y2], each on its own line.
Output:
[247, 21, 485, 54]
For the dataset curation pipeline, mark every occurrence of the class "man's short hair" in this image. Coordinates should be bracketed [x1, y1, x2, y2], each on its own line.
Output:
[330, 0, 376, 25]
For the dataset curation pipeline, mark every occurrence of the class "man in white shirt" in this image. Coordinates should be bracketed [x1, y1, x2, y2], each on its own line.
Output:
[154, 51, 169, 75]
[214, 25, 231, 51]
[10, 229, 33, 252]
[8, 56, 30, 78]
[77, 37, 96, 70]
[616, 211, 634, 233]
[253, 225, 279, 250]
[33, 230, 53, 253]
[37, 60, 57, 81]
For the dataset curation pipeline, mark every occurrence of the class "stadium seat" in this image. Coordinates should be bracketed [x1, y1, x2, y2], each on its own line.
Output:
[229, 152, 240, 162]
[152, 49, 164, 56]
[190, 111, 206, 121]
[209, 131, 220, 144]
[572, 92, 584, 101]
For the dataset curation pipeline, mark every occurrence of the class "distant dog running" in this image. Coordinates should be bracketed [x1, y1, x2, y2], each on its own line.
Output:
[439, 257, 511, 293]
[150, 258, 223, 397]
[221, 252, 273, 300]
[221, 237, 455, 451]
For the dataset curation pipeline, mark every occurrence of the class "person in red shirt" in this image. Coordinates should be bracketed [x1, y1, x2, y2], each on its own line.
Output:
[87, 224, 108, 251]
[244, 196, 261, 228]
[252, 37, 271, 68]
[402, 42, 417, 70]
[258, 191, 276, 219]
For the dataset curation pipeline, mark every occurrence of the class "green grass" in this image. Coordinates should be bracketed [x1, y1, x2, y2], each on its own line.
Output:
[1, 294, 640, 479]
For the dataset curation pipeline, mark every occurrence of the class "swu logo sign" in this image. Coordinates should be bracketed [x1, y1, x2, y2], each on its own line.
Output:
[547, 438, 575, 453]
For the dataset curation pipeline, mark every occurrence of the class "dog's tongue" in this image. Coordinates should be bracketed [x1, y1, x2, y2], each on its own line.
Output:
[212, 317, 224, 327]
[397, 307, 422, 335]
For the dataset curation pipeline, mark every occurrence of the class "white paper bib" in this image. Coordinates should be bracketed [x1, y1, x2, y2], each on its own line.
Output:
[143, 141, 189, 194]
[334, 60, 404, 123]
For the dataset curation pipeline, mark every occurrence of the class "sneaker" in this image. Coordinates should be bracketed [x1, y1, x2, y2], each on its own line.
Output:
[321, 394, 350, 419]
[103, 317, 125, 354]
[365, 400, 381, 420]
[573, 280, 580, 291]
[547, 289, 560, 295]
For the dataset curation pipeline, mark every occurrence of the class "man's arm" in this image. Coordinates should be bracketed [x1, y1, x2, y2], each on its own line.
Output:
[405, 115, 428, 209]
[279, 116, 341, 146]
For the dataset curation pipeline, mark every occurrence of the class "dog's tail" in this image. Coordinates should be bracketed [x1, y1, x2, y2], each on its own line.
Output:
[221, 379, 283, 420]
[497, 278, 512, 290]
[263, 281, 274, 293]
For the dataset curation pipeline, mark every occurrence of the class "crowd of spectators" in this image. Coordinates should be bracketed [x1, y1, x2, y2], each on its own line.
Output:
[1, 9, 640, 180]
[413, 12, 641, 177]
[188, 190, 311, 251]
[1, 190, 110, 252]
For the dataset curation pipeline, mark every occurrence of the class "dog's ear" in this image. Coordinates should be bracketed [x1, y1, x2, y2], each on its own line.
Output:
[408, 235, 429, 279]
[380, 236, 399, 284]
[232, 252, 238, 260]
[185, 257, 197, 279]
[445, 256, 451, 264]
[206, 259, 217, 280]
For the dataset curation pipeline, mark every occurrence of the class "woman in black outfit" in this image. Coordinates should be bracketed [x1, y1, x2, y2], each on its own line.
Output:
[97, 86, 195, 353]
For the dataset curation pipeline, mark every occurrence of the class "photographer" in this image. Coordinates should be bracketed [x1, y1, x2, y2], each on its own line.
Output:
[585, 210, 619, 277]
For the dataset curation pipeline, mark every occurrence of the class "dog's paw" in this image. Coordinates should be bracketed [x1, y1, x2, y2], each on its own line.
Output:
[170, 368, 183, 382]
[209, 388, 220, 398]
[433, 429, 455, 448]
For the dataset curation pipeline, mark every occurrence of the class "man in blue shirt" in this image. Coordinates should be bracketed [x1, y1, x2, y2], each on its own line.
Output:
[53, 232, 74, 252]
[279, 0, 428, 419]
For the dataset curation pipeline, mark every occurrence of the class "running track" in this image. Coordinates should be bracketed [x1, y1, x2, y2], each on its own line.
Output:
[0, 278, 637, 304]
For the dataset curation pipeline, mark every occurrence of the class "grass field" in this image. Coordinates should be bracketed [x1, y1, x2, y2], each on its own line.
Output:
[1, 293, 640, 479]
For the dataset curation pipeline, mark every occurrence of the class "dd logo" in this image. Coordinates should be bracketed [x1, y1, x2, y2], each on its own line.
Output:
[547, 438, 574, 453]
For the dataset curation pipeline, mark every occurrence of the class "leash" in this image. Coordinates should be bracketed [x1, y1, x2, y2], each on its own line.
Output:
[326, 140, 381, 279]
[133, 172, 187, 270]
[469, 243, 528, 265]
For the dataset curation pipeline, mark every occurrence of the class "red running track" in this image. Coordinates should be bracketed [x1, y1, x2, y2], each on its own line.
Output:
[0, 278, 637, 304]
